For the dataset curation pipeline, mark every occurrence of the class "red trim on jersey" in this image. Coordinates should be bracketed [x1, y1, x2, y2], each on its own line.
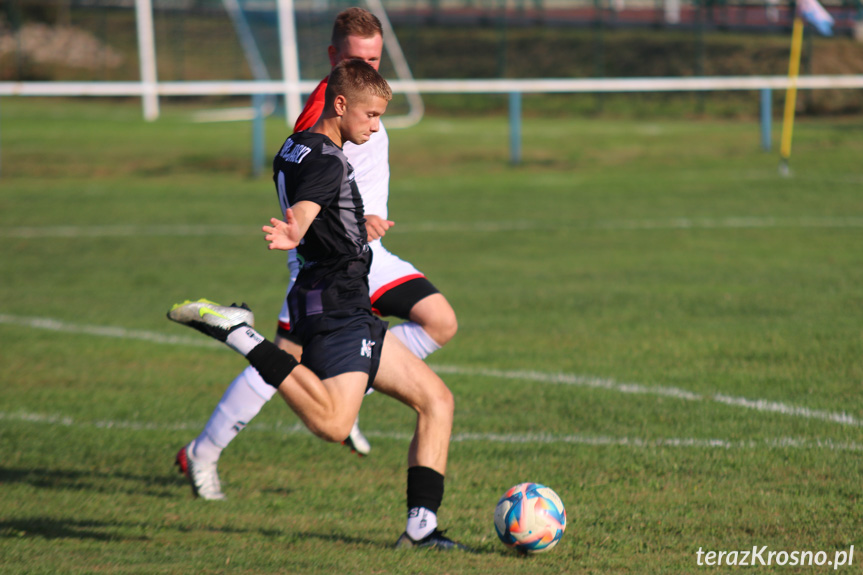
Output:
[294, 77, 328, 132]
[278, 319, 291, 332]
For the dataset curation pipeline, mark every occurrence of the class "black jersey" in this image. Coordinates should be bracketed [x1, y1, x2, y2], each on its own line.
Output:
[273, 131, 368, 265]
[273, 131, 372, 324]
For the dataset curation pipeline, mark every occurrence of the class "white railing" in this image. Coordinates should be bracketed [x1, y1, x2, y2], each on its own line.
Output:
[2, 75, 859, 166]
[2, 75, 862, 96]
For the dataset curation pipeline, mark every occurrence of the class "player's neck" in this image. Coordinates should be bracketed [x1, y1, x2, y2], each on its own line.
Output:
[311, 116, 344, 149]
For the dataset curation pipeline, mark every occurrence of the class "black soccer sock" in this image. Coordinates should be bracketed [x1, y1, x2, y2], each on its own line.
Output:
[406, 466, 445, 515]
[245, 339, 299, 389]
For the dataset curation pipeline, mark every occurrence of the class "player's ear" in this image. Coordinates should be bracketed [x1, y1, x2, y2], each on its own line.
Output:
[333, 94, 348, 116]
[327, 45, 339, 67]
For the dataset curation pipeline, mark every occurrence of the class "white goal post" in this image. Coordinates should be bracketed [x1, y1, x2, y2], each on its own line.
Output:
[107, 0, 424, 126]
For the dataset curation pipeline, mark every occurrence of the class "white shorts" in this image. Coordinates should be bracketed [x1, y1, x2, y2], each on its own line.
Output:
[278, 239, 424, 331]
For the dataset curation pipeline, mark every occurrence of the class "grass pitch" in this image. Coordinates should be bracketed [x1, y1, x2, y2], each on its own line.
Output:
[1, 98, 862, 574]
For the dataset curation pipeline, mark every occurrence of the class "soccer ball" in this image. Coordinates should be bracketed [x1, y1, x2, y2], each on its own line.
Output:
[494, 482, 566, 554]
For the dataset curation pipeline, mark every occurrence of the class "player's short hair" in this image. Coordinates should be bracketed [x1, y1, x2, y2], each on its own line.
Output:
[331, 7, 383, 50]
[325, 59, 392, 109]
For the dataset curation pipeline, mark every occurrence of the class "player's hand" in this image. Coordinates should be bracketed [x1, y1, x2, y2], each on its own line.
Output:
[365, 214, 395, 241]
[263, 208, 302, 251]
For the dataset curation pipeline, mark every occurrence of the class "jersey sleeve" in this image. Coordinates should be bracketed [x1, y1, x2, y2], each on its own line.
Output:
[293, 152, 344, 208]
[293, 78, 328, 132]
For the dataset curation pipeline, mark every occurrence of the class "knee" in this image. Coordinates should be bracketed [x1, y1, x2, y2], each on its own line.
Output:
[435, 312, 458, 346]
[429, 384, 455, 422]
[423, 306, 458, 347]
[305, 417, 354, 444]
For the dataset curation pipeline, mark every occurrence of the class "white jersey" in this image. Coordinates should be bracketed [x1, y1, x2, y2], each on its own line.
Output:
[344, 122, 389, 220]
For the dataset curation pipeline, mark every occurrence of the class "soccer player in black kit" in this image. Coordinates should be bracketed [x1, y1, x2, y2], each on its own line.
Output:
[168, 59, 468, 551]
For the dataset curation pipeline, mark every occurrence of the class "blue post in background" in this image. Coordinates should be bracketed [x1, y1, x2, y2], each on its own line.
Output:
[509, 91, 522, 165]
[760, 88, 772, 152]
[252, 94, 265, 177]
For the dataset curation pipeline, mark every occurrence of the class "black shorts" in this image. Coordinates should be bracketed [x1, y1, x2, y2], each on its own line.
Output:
[372, 276, 440, 319]
[279, 276, 439, 340]
[294, 311, 388, 388]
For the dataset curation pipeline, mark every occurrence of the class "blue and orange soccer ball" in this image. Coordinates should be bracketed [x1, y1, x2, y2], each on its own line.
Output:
[494, 482, 567, 554]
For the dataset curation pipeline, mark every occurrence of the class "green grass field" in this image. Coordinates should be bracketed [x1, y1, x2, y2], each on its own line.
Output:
[1, 98, 862, 574]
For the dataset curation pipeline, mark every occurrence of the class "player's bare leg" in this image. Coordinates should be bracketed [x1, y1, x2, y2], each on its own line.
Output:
[275, 335, 303, 361]
[373, 332, 453, 473]
[387, 292, 457, 360]
[371, 332, 466, 551]
[279, 320, 370, 454]
[407, 293, 458, 350]
[339, 289, 456, 451]
[275, 370, 367, 443]
[168, 300, 363, 444]
[170, 300, 467, 550]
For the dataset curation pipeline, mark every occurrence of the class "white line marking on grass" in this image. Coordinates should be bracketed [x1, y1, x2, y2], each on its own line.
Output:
[586, 216, 863, 231]
[0, 225, 251, 238]
[448, 433, 863, 451]
[1, 409, 861, 451]
[399, 216, 863, 233]
[2, 217, 863, 238]
[0, 410, 307, 433]
[0, 314, 221, 349]
[711, 394, 861, 426]
[430, 365, 862, 427]
[2, 313, 860, 428]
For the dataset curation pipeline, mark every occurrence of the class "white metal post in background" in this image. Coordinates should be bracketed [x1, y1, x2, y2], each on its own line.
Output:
[134, 0, 159, 121]
[664, 0, 681, 24]
[277, 0, 301, 126]
[364, 0, 424, 128]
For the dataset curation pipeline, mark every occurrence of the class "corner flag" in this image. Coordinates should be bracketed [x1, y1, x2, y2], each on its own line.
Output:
[798, 0, 834, 36]
[779, 0, 834, 174]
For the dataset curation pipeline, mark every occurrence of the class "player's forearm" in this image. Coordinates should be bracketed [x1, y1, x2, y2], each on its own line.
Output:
[290, 200, 321, 239]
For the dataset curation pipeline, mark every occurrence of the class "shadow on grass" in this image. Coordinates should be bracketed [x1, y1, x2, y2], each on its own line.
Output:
[0, 466, 177, 498]
[299, 531, 497, 554]
[0, 517, 392, 549]
[259, 486, 297, 497]
[0, 518, 149, 541]
[0, 467, 496, 552]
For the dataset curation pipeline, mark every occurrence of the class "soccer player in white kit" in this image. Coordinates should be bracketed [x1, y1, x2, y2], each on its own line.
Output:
[174, 8, 458, 501]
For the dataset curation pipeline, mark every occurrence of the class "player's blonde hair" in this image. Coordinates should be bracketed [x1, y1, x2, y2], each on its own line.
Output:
[331, 7, 383, 50]
[325, 59, 392, 109]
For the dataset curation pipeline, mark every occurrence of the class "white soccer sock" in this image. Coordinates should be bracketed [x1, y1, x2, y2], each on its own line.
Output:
[191, 366, 277, 464]
[406, 507, 438, 541]
[390, 322, 441, 360]
[225, 326, 266, 356]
